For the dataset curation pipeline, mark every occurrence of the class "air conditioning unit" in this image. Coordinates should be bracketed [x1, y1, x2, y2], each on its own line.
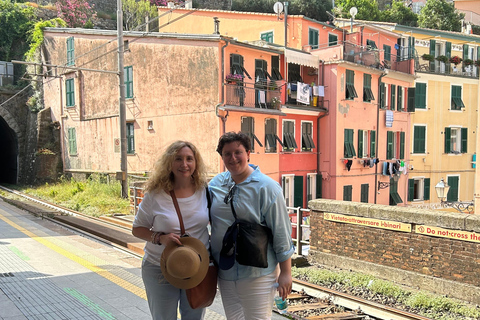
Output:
[0, 61, 14, 86]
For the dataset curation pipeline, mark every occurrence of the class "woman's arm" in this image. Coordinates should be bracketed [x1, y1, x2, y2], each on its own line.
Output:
[277, 258, 292, 300]
[132, 227, 181, 246]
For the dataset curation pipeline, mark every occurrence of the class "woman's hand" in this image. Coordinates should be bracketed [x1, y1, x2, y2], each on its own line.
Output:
[160, 233, 182, 246]
[277, 259, 292, 300]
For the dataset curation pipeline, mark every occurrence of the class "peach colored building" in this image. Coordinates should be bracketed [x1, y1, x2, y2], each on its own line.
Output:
[454, 0, 480, 26]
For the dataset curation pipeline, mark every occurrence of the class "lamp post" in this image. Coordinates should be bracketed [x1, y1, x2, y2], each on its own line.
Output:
[435, 178, 474, 213]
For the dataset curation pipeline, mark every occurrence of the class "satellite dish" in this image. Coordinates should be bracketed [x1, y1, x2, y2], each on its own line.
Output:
[273, 2, 284, 14]
[349, 7, 358, 18]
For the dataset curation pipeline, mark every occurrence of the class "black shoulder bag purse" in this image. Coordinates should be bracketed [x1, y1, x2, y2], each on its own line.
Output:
[219, 185, 272, 270]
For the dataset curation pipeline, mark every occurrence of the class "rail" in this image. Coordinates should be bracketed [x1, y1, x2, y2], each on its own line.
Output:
[130, 186, 310, 256]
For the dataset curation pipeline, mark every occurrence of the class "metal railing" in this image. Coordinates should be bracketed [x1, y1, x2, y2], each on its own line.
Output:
[225, 81, 282, 110]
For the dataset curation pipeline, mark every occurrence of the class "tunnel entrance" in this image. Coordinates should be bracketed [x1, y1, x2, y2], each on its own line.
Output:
[0, 116, 18, 184]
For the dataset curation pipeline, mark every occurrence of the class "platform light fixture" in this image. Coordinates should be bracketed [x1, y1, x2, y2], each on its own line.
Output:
[435, 178, 474, 214]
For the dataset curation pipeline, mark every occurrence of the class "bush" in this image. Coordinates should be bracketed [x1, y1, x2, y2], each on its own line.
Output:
[421, 54, 435, 62]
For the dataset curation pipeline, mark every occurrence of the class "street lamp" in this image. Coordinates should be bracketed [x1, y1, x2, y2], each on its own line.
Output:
[435, 178, 474, 214]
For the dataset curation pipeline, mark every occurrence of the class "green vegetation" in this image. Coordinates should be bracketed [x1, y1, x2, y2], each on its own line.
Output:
[26, 18, 66, 61]
[20, 175, 131, 217]
[292, 267, 480, 320]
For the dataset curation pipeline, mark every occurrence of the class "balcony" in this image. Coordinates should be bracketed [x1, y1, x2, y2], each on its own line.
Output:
[224, 81, 282, 110]
[415, 59, 479, 78]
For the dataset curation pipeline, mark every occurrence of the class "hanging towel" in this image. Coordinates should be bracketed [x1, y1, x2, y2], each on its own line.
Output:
[259, 90, 266, 104]
[382, 162, 388, 175]
[386, 110, 394, 127]
[369, 159, 375, 168]
[346, 160, 353, 171]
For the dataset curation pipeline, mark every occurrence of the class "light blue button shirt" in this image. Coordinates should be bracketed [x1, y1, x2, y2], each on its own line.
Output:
[209, 165, 294, 281]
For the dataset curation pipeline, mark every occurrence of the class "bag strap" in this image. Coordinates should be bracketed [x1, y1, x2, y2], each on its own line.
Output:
[170, 190, 186, 235]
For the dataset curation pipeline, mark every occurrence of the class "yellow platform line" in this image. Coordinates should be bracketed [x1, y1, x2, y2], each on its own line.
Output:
[0, 214, 147, 300]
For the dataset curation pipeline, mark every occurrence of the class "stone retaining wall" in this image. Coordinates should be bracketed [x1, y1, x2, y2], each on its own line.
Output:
[308, 199, 480, 304]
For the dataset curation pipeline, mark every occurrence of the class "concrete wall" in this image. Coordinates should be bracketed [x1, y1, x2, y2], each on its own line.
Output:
[308, 198, 480, 304]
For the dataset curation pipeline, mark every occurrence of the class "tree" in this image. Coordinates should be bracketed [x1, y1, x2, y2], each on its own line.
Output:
[0, 0, 35, 62]
[123, 0, 159, 31]
[56, 0, 96, 28]
[380, 0, 417, 26]
[288, 0, 332, 22]
[417, 0, 464, 31]
[334, 0, 382, 21]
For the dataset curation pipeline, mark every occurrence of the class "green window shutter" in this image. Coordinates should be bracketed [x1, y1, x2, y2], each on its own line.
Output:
[66, 37, 74, 66]
[384, 45, 391, 61]
[390, 84, 396, 110]
[407, 87, 416, 112]
[408, 179, 414, 201]
[261, 32, 273, 43]
[408, 36, 415, 59]
[400, 131, 405, 159]
[429, 40, 436, 71]
[316, 173, 322, 198]
[444, 127, 451, 153]
[424, 178, 430, 201]
[294, 175, 304, 207]
[370, 130, 376, 157]
[126, 123, 135, 154]
[360, 184, 369, 203]
[380, 83, 386, 109]
[66, 78, 75, 107]
[344, 129, 356, 158]
[309, 29, 318, 49]
[358, 129, 363, 157]
[463, 44, 469, 60]
[461, 127, 468, 153]
[415, 83, 426, 109]
[386, 131, 394, 159]
[343, 185, 352, 201]
[397, 86, 402, 111]
[447, 176, 459, 201]
[413, 126, 425, 154]
[124, 66, 134, 99]
[445, 42, 451, 59]
[328, 34, 337, 46]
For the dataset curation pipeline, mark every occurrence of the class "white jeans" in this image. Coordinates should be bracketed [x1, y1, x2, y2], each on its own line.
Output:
[218, 269, 278, 320]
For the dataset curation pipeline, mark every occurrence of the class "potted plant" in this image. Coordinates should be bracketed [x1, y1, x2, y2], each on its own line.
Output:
[268, 81, 278, 91]
[464, 59, 474, 66]
[225, 73, 244, 85]
[435, 55, 448, 64]
[449, 55, 462, 65]
[475, 60, 480, 67]
[271, 96, 281, 108]
[421, 54, 435, 62]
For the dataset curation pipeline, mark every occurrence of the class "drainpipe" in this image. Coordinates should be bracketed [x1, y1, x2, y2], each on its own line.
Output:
[374, 71, 387, 204]
[316, 60, 326, 174]
[215, 38, 230, 172]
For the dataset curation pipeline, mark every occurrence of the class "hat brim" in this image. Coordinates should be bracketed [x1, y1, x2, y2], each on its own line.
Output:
[160, 237, 209, 289]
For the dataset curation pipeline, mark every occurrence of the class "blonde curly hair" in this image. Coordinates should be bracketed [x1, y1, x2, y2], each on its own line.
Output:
[144, 141, 207, 193]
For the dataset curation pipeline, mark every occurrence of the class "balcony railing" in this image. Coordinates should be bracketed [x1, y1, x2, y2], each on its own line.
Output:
[415, 59, 479, 78]
[225, 81, 282, 110]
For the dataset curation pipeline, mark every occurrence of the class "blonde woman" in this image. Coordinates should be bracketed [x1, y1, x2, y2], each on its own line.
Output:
[132, 141, 209, 320]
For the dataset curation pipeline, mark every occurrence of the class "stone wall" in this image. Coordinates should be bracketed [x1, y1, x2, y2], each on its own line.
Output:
[308, 199, 480, 304]
[35, 108, 62, 183]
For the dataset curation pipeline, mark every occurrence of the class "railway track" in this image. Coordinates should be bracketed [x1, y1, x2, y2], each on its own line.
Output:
[0, 185, 433, 320]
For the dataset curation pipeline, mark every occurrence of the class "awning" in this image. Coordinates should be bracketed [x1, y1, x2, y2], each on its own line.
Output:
[285, 49, 319, 69]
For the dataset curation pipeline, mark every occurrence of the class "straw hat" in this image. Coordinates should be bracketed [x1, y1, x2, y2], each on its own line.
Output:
[160, 237, 209, 289]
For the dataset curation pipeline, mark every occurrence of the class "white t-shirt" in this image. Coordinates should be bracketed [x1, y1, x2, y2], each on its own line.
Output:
[133, 188, 209, 266]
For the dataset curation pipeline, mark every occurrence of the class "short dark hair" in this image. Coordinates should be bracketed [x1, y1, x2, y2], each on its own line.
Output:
[216, 131, 251, 155]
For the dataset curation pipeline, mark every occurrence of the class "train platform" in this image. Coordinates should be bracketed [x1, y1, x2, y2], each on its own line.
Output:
[0, 197, 285, 320]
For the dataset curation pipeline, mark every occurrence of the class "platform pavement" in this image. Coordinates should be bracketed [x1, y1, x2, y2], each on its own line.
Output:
[0, 197, 286, 320]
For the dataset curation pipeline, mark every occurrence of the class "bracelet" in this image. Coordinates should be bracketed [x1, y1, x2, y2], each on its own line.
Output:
[151, 232, 162, 245]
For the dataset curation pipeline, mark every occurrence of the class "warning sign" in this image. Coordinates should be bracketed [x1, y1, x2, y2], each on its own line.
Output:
[324, 212, 412, 232]
[416, 225, 480, 243]
[114, 138, 120, 153]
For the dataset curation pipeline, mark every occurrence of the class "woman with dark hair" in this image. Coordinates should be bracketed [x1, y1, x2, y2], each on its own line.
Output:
[209, 131, 294, 319]
[132, 140, 209, 320]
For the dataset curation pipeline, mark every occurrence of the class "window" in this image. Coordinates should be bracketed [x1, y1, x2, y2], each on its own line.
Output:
[408, 178, 430, 201]
[301, 122, 315, 151]
[379, 83, 386, 109]
[261, 31, 273, 43]
[413, 125, 426, 154]
[343, 185, 352, 201]
[328, 33, 337, 46]
[363, 74, 374, 102]
[357, 130, 376, 158]
[389, 178, 403, 205]
[283, 120, 297, 151]
[127, 122, 135, 154]
[344, 129, 356, 158]
[67, 127, 77, 155]
[384, 45, 391, 61]
[124, 66, 134, 99]
[241, 117, 262, 152]
[265, 118, 282, 153]
[65, 78, 75, 107]
[271, 56, 282, 80]
[366, 39, 377, 50]
[415, 83, 426, 109]
[446, 176, 459, 202]
[308, 28, 319, 50]
[288, 63, 302, 82]
[345, 70, 357, 100]
[397, 86, 403, 111]
[445, 127, 467, 154]
[386, 131, 405, 159]
[283, 175, 303, 208]
[451, 85, 465, 110]
[390, 84, 396, 110]
[307, 173, 322, 202]
[66, 37, 74, 66]
[230, 54, 251, 79]
[360, 184, 369, 203]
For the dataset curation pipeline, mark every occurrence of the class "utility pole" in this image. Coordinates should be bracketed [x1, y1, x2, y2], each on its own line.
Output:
[117, 0, 128, 198]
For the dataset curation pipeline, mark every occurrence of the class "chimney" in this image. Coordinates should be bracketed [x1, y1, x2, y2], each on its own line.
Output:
[185, 0, 192, 9]
[213, 17, 220, 34]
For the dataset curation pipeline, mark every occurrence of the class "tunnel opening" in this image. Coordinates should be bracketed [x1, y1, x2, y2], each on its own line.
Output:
[0, 116, 18, 184]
